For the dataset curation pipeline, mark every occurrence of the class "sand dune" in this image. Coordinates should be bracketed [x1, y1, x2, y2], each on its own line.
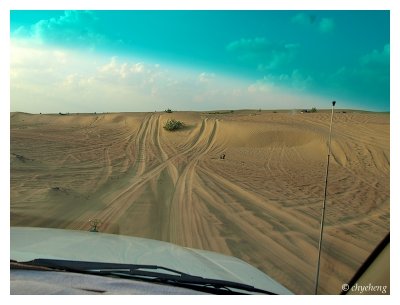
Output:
[10, 110, 389, 294]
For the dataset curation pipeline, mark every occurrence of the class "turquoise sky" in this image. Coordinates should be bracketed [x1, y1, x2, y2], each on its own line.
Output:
[10, 10, 390, 112]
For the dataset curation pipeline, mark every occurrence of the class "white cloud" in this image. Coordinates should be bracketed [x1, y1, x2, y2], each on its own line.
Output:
[360, 43, 389, 67]
[132, 63, 145, 73]
[250, 70, 313, 93]
[13, 11, 105, 48]
[248, 81, 274, 93]
[98, 56, 118, 73]
[62, 74, 77, 87]
[198, 72, 215, 83]
[11, 41, 64, 69]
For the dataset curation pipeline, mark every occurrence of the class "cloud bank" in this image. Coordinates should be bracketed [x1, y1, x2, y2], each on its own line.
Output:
[11, 40, 329, 113]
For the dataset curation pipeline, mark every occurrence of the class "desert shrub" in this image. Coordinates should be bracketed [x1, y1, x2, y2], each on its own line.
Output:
[165, 108, 173, 113]
[310, 107, 317, 113]
[164, 119, 184, 131]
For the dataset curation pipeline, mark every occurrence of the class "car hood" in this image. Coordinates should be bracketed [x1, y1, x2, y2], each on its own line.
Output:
[10, 227, 293, 294]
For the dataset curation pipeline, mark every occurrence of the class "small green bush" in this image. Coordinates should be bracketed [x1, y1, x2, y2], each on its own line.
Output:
[310, 107, 317, 113]
[164, 119, 184, 131]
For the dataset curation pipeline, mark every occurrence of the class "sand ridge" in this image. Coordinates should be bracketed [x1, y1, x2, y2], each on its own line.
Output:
[10, 110, 389, 294]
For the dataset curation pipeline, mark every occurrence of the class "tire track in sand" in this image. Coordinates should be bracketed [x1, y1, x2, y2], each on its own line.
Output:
[168, 119, 219, 245]
[71, 114, 153, 230]
[133, 114, 153, 176]
[93, 147, 112, 191]
[101, 118, 218, 233]
[99, 117, 209, 208]
[197, 165, 316, 235]
[153, 115, 179, 183]
[75, 116, 217, 232]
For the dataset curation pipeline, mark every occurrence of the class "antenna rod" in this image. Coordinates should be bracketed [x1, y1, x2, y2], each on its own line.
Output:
[314, 101, 336, 295]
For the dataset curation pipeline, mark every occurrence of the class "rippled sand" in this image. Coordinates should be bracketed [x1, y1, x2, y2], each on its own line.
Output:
[10, 110, 389, 294]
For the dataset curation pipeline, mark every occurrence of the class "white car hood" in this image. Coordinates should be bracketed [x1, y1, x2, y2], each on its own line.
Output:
[10, 227, 292, 294]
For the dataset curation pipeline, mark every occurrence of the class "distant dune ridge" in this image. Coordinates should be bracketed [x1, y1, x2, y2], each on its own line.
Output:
[10, 110, 389, 294]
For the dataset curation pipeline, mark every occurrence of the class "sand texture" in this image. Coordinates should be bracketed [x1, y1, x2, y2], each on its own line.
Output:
[10, 110, 390, 294]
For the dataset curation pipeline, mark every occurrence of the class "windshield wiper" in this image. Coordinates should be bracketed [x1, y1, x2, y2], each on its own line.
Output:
[13, 258, 277, 295]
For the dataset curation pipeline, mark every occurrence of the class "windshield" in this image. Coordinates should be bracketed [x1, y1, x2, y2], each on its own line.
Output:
[10, 10, 390, 295]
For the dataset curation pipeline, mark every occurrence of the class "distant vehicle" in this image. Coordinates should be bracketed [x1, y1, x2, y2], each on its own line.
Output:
[10, 227, 293, 295]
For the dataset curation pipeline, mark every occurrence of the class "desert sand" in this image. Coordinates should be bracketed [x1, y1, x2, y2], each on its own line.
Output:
[10, 110, 389, 294]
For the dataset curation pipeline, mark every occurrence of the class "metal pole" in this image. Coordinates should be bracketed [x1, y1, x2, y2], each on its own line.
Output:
[314, 101, 336, 295]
